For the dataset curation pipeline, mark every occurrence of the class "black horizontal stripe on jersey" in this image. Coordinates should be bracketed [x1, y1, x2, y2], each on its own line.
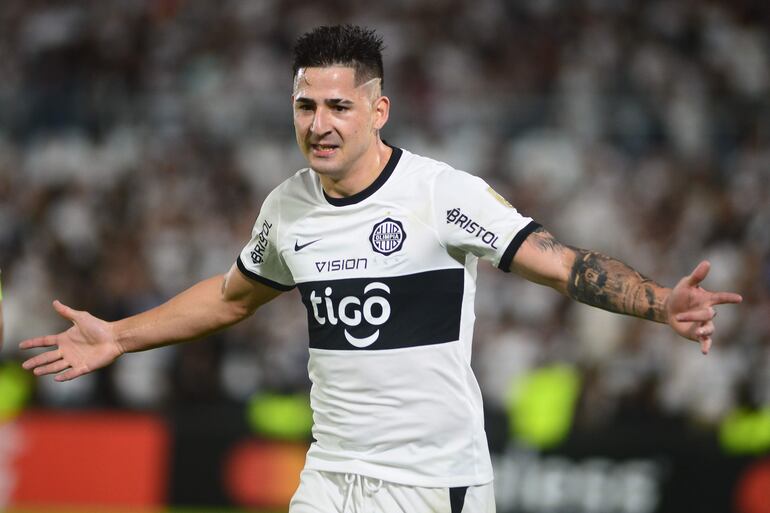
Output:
[498, 220, 541, 273]
[236, 257, 295, 291]
[298, 268, 463, 351]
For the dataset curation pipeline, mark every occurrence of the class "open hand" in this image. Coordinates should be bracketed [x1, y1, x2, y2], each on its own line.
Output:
[20, 300, 124, 381]
[666, 261, 743, 354]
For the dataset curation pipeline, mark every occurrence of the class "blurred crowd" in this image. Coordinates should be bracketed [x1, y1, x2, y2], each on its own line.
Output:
[0, 0, 768, 439]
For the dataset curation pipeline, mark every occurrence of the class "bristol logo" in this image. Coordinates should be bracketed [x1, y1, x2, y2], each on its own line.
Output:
[308, 282, 391, 348]
[369, 218, 406, 255]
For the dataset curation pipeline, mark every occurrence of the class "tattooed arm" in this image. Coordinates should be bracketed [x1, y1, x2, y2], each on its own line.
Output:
[510, 227, 742, 353]
[510, 227, 666, 320]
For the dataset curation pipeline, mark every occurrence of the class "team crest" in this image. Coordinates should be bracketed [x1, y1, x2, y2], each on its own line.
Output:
[369, 218, 406, 255]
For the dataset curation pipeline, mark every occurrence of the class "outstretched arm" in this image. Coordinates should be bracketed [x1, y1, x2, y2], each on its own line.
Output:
[510, 227, 743, 353]
[20, 263, 283, 381]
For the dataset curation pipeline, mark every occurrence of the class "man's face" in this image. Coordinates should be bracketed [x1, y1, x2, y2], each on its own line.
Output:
[293, 66, 387, 178]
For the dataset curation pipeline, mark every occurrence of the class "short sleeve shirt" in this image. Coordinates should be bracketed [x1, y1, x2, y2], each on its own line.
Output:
[238, 146, 538, 487]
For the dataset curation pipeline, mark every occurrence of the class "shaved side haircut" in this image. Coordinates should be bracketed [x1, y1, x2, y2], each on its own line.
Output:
[292, 25, 385, 88]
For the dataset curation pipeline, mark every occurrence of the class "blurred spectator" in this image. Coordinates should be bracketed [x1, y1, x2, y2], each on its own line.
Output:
[0, 267, 4, 350]
[0, 0, 768, 437]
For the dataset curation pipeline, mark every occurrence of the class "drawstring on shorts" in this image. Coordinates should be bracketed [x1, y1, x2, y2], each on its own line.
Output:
[342, 473, 384, 513]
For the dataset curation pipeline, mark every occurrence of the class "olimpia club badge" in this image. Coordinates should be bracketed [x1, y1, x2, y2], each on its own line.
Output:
[369, 218, 406, 255]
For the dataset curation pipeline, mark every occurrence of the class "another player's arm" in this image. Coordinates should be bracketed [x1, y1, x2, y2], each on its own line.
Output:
[510, 227, 742, 353]
[20, 263, 283, 380]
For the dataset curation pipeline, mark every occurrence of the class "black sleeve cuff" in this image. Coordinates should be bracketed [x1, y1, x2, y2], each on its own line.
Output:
[236, 257, 295, 291]
[497, 221, 541, 273]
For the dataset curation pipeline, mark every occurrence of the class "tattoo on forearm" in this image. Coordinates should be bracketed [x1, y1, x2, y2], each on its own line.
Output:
[566, 249, 666, 322]
[523, 228, 667, 322]
[531, 227, 565, 253]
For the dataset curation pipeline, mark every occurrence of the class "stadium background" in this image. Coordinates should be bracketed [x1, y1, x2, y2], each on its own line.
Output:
[0, 0, 769, 512]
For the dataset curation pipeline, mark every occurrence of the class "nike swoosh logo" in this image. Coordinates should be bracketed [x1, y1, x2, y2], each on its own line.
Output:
[294, 238, 322, 252]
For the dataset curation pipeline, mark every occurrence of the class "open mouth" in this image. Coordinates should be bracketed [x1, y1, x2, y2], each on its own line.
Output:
[311, 144, 338, 157]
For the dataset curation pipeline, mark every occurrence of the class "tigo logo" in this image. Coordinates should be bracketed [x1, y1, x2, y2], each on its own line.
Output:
[308, 282, 391, 347]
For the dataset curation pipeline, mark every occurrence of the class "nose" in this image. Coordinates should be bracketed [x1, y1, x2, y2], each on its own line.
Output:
[310, 107, 331, 135]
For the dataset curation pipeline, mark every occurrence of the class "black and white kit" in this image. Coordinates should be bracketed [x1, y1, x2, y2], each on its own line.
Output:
[238, 145, 538, 487]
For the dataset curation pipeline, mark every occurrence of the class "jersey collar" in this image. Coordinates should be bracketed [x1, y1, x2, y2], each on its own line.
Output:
[323, 144, 403, 207]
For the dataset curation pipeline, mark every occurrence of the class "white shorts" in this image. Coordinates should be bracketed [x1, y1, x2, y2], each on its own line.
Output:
[289, 469, 496, 513]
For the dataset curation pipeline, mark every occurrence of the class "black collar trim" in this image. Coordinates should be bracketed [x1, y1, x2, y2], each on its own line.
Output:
[323, 144, 402, 207]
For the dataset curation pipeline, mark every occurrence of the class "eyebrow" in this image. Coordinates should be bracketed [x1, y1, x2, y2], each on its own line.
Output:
[294, 97, 355, 107]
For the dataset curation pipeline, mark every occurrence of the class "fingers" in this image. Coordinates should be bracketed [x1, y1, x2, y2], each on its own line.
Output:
[55, 367, 87, 382]
[22, 348, 62, 371]
[32, 359, 70, 377]
[20, 345, 79, 379]
[19, 334, 59, 350]
[676, 307, 716, 323]
[675, 306, 718, 355]
[695, 321, 713, 354]
[695, 321, 714, 339]
[53, 300, 82, 322]
[710, 291, 743, 305]
[686, 260, 711, 287]
[699, 337, 712, 355]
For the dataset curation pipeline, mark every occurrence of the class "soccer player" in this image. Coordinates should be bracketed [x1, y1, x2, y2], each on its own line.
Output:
[20, 25, 742, 513]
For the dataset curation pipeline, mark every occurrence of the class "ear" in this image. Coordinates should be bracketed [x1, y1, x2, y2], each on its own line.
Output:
[373, 95, 390, 130]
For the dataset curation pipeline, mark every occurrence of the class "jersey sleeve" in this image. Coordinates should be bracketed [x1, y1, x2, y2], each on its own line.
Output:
[433, 168, 540, 272]
[236, 189, 295, 290]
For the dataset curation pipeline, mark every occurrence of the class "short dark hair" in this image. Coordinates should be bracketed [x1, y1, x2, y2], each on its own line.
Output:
[292, 25, 384, 88]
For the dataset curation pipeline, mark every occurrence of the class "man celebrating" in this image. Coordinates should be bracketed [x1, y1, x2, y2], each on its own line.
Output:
[21, 25, 742, 513]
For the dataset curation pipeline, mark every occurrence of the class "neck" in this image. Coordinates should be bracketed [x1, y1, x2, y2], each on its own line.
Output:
[320, 139, 392, 198]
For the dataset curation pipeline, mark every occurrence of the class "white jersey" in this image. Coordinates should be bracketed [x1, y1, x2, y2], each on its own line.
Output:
[238, 146, 538, 487]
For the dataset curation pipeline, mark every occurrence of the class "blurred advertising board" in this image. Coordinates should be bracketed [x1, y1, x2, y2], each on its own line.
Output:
[492, 426, 770, 513]
[1, 411, 168, 511]
[167, 403, 306, 509]
[2, 408, 768, 513]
